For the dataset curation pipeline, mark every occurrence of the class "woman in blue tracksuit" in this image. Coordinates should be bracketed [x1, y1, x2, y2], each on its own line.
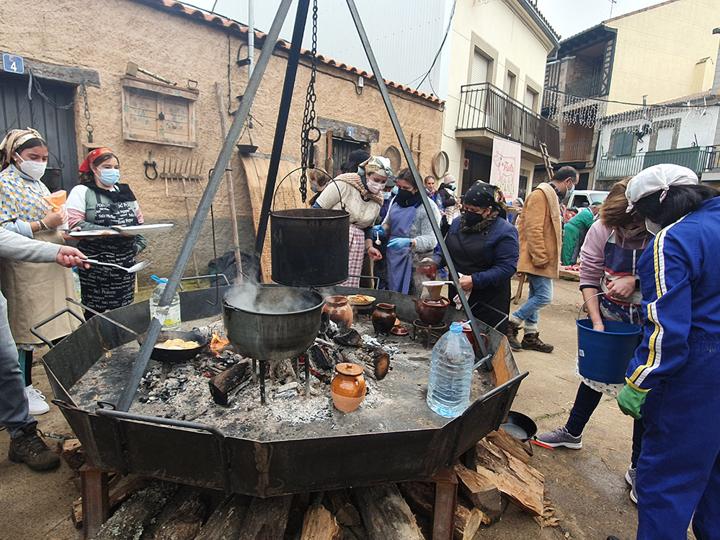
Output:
[618, 164, 720, 539]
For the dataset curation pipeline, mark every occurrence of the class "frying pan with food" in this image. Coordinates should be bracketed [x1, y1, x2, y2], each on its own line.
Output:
[137, 330, 209, 363]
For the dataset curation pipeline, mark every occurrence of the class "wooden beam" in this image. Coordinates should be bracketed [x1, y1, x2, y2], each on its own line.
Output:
[22, 57, 100, 87]
[432, 468, 458, 540]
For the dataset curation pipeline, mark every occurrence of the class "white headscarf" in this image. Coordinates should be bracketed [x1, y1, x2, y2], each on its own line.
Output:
[625, 164, 698, 212]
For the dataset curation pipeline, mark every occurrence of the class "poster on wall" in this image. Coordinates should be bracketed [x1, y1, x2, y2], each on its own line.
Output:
[489, 136, 521, 200]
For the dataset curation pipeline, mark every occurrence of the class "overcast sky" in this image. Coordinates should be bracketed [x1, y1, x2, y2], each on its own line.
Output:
[535, 0, 666, 39]
[186, 0, 668, 41]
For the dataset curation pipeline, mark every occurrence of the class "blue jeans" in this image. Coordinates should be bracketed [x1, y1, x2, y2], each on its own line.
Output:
[512, 274, 553, 333]
[0, 292, 34, 437]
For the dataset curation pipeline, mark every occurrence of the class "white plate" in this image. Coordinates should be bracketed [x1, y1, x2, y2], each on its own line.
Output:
[114, 223, 175, 235]
[68, 230, 121, 238]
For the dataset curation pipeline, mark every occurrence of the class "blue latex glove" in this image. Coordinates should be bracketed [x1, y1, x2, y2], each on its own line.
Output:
[387, 237, 411, 250]
[616, 384, 648, 420]
[372, 224, 386, 239]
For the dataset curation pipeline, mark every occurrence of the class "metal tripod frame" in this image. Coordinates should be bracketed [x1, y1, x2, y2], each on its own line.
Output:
[117, 0, 491, 412]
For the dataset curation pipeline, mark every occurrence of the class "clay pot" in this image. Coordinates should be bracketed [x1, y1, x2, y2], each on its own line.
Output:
[371, 303, 397, 335]
[322, 295, 353, 329]
[461, 321, 490, 355]
[414, 297, 450, 325]
[331, 362, 366, 413]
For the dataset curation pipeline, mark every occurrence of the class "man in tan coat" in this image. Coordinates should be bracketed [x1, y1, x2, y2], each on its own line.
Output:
[507, 167, 579, 352]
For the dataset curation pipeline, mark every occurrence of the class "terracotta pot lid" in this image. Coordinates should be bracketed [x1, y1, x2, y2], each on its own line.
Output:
[335, 362, 363, 376]
[376, 302, 395, 309]
[325, 295, 348, 305]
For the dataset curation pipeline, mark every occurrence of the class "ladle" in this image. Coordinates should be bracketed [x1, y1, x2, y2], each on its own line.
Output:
[85, 259, 150, 273]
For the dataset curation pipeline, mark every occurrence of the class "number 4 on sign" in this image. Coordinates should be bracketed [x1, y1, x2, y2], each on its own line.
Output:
[2, 54, 25, 75]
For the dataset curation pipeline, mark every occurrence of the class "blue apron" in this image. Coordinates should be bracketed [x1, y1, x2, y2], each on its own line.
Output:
[386, 203, 418, 294]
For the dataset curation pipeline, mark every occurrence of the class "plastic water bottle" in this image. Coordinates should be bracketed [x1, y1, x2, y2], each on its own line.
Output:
[71, 267, 82, 300]
[149, 275, 181, 330]
[427, 321, 475, 418]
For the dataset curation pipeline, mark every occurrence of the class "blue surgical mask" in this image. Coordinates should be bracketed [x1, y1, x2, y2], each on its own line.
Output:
[383, 191, 392, 200]
[98, 168, 120, 186]
[391, 186, 399, 196]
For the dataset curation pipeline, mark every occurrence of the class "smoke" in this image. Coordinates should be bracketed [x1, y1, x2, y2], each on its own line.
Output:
[225, 279, 321, 314]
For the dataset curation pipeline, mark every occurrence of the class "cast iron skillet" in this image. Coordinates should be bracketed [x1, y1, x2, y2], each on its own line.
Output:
[137, 329, 209, 363]
[500, 411, 538, 441]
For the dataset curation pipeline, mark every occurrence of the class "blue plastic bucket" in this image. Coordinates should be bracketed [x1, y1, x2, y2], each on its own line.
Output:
[576, 319, 643, 384]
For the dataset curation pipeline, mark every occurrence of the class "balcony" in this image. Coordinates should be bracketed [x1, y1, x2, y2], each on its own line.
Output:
[457, 82, 560, 158]
[596, 146, 720, 180]
[561, 137, 595, 163]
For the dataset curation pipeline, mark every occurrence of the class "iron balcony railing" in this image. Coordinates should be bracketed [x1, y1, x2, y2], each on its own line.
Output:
[596, 145, 720, 180]
[457, 82, 560, 158]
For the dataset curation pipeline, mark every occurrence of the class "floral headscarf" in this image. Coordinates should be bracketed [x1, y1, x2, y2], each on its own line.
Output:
[0, 128, 45, 170]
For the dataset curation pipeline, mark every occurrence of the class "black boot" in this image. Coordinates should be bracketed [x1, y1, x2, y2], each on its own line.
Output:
[505, 320, 522, 351]
[521, 332, 554, 353]
[8, 424, 60, 472]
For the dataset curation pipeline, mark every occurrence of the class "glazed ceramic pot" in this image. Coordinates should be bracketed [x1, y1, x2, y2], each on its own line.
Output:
[461, 321, 489, 355]
[414, 297, 450, 325]
[331, 362, 367, 413]
[322, 295, 353, 329]
[371, 303, 397, 334]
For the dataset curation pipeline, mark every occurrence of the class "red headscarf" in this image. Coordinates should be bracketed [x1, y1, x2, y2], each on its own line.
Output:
[79, 147, 114, 173]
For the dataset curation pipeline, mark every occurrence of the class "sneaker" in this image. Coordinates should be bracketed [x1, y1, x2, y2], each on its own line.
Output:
[8, 424, 60, 471]
[25, 385, 50, 416]
[536, 426, 583, 449]
[625, 467, 637, 504]
[506, 320, 522, 351]
[521, 332, 554, 353]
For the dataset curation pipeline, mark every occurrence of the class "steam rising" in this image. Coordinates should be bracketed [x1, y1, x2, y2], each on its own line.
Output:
[225, 280, 321, 314]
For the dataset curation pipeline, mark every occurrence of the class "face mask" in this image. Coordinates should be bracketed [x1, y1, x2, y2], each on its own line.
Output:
[645, 218, 663, 236]
[14, 154, 47, 181]
[98, 168, 120, 186]
[383, 191, 392, 200]
[310, 183, 320, 194]
[563, 185, 575, 204]
[446, 183, 456, 191]
[391, 186, 399, 196]
[395, 188, 419, 207]
[366, 179, 385, 194]
[462, 211, 484, 227]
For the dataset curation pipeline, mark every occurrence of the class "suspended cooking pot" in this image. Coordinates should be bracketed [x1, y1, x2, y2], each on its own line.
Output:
[271, 174, 350, 287]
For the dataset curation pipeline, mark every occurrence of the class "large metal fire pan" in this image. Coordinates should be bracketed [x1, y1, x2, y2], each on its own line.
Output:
[44, 287, 525, 497]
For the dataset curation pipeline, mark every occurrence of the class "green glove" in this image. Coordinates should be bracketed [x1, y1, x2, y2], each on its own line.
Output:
[616, 384, 648, 420]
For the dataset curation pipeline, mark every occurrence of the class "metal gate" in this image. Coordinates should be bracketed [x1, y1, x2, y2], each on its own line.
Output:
[0, 73, 78, 192]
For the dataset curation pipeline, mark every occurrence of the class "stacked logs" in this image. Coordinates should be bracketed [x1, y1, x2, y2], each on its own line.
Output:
[74, 428, 555, 539]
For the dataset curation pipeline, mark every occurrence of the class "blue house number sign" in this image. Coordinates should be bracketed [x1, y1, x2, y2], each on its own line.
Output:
[2, 54, 25, 75]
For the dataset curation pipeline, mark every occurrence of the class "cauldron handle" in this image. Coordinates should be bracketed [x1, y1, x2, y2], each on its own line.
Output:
[272, 167, 346, 212]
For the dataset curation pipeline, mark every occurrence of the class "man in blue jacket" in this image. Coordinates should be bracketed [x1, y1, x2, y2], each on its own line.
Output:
[618, 164, 720, 539]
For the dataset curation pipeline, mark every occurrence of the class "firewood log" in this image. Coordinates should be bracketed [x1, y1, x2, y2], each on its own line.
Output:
[327, 490, 362, 527]
[59, 438, 85, 471]
[399, 482, 486, 540]
[195, 495, 250, 540]
[301, 503, 341, 540]
[147, 486, 208, 540]
[353, 485, 424, 540]
[236, 495, 293, 540]
[71, 475, 148, 528]
[455, 464, 507, 523]
[486, 429, 532, 464]
[94, 481, 177, 540]
[209, 361, 251, 406]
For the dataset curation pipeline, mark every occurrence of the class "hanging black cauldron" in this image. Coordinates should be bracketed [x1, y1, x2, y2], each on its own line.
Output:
[271, 208, 349, 286]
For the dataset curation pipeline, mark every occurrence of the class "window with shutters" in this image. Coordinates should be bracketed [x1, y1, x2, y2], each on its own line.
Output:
[524, 86, 538, 112]
[608, 129, 637, 157]
[121, 77, 198, 147]
[505, 71, 517, 98]
[471, 49, 492, 84]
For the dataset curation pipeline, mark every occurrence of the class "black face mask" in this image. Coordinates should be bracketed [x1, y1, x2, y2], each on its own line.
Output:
[461, 211, 484, 227]
[395, 189, 420, 207]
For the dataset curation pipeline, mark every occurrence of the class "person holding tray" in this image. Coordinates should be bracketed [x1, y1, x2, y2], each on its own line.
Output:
[67, 147, 147, 315]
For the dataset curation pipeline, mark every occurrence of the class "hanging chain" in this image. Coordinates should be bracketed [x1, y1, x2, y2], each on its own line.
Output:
[80, 83, 94, 143]
[299, 0, 320, 203]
